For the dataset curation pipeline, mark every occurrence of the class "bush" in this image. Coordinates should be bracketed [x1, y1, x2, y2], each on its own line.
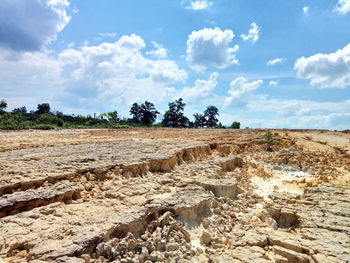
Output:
[214, 122, 225, 129]
[57, 118, 64, 127]
[230, 121, 240, 129]
[37, 114, 64, 127]
[264, 131, 274, 152]
[0, 113, 24, 130]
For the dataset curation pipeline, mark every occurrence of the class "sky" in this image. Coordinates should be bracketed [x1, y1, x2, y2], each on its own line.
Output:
[0, 0, 350, 129]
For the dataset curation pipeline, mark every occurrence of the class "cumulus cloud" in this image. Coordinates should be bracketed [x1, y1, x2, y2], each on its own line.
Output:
[0, 0, 71, 51]
[294, 43, 350, 88]
[177, 72, 219, 102]
[146, 41, 168, 59]
[185, 1, 213, 10]
[224, 77, 263, 108]
[335, 0, 350, 15]
[266, 57, 285, 66]
[240, 22, 261, 43]
[1, 35, 187, 114]
[186, 27, 239, 71]
[303, 6, 309, 14]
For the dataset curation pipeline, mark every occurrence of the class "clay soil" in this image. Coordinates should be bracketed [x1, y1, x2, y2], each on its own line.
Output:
[0, 128, 349, 263]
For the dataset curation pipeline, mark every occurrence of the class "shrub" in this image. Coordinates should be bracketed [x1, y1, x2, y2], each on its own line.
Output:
[264, 131, 274, 151]
[57, 118, 64, 127]
[37, 114, 58, 125]
[0, 113, 24, 130]
[231, 121, 240, 129]
[214, 122, 225, 129]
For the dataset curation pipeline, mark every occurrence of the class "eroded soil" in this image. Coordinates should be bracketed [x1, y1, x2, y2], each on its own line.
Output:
[0, 129, 349, 263]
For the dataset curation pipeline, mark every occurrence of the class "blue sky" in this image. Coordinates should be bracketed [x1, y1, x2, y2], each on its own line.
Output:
[0, 0, 349, 129]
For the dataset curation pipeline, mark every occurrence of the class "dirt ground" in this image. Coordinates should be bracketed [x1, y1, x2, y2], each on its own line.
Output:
[0, 128, 349, 263]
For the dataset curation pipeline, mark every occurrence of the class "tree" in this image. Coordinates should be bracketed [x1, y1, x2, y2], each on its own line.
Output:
[162, 98, 189, 128]
[231, 121, 240, 129]
[193, 113, 206, 128]
[204, 105, 219, 128]
[12, 106, 27, 114]
[0, 100, 7, 112]
[107, 111, 119, 122]
[36, 103, 51, 114]
[130, 103, 142, 123]
[139, 101, 159, 125]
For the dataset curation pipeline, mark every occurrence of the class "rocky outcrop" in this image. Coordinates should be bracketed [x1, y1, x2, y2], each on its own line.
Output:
[0, 180, 81, 218]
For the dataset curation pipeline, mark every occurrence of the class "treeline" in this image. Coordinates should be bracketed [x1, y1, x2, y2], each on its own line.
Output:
[0, 99, 241, 130]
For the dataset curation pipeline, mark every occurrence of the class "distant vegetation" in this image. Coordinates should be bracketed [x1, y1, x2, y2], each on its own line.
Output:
[0, 99, 242, 130]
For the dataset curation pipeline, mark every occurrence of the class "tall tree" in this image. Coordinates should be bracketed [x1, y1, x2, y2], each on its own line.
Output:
[204, 105, 219, 128]
[36, 103, 51, 114]
[162, 98, 189, 128]
[193, 113, 206, 128]
[140, 101, 159, 125]
[130, 103, 142, 123]
[0, 100, 7, 112]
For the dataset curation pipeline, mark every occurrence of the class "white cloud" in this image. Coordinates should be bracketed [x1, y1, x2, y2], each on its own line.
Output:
[0, 35, 187, 115]
[240, 22, 261, 43]
[0, 0, 71, 51]
[294, 43, 350, 88]
[146, 41, 168, 59]
[303, 6, 309, 14]
[266, 57, 285, 66]
[245, 98, 350, 130]
[185, 1, 213, 10]
[177, 72, 219, 102]
[224, 77, 263, 108]
[186, 27, 239, 71]
[335, 0, 350, 15]
[269, 80, 278, 86]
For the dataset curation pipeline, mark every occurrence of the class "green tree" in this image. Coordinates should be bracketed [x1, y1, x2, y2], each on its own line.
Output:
[140, 101, 159, 125]
[107, 111, 119, 122]
[162, 98, 189, 128]
[36, 103, 51, 114]
[130, 103, 142, 123]
[230, 121, 240, 129]
[0, 100, 7, 113]
[193, 113, 206, 128]
[204, 105, 219, 128]
[12, 106, 27, 114]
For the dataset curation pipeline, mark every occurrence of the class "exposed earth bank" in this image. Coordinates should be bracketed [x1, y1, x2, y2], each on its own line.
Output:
[0, 129, 349, 263]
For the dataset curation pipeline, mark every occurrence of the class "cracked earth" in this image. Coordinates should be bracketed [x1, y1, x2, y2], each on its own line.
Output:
[0, 128, 349, 263]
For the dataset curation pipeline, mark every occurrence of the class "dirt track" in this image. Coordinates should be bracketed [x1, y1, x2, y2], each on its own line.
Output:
[0, 129, 349, 263]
